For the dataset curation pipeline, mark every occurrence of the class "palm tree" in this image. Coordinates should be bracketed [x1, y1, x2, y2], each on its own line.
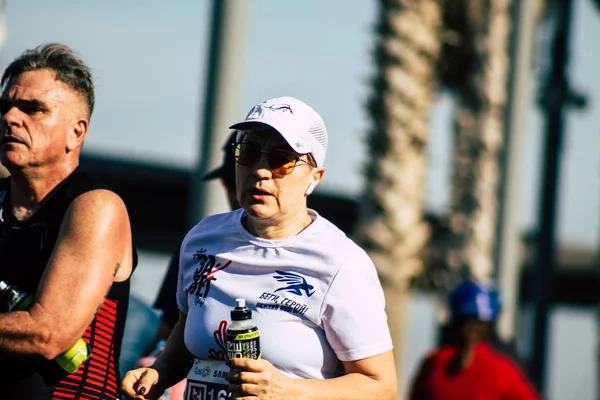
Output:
[357, 0, 443, 394]
[443, 0, 513, 282]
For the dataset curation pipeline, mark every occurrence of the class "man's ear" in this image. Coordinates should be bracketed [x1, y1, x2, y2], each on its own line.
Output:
[66, 119, 88, 153]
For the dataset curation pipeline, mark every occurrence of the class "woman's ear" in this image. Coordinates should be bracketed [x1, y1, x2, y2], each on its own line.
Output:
[305, 182, 315, 196]
[305, 167, 325, 196]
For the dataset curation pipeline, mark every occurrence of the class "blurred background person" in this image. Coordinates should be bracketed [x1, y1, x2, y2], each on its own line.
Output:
[409, 278, 540, 400]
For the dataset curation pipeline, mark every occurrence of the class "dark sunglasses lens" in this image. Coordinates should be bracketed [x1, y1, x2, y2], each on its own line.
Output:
[268, 152, 297, 175]
[235, 142, 261, 166]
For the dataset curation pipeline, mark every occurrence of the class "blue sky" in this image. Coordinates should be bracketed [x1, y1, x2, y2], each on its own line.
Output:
[2, 0, 599, 246]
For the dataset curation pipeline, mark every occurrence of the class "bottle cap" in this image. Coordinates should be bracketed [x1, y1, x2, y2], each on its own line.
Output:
[231, 297, 252, 320]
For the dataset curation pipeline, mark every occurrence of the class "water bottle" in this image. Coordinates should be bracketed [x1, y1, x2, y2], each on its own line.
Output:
[0, 280, 33, 313]
[226, 298, 260, 360]
[0, 280, 92, 373]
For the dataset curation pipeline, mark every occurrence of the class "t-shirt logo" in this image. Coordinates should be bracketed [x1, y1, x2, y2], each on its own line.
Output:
[273, 270, 315, 297]
[187, 249, 232, 306]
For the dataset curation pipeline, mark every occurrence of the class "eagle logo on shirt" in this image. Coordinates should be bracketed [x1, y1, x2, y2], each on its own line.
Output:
[273, 270, 315, 297]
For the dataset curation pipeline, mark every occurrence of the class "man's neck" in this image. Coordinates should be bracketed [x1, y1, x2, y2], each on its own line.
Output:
[8, 163, 77, 221]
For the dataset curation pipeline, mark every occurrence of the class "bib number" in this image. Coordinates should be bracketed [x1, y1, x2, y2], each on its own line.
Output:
[185, 359, 230, 400]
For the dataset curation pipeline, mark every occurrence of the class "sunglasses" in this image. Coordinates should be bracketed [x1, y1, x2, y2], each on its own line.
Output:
[234, 141, 311, 176]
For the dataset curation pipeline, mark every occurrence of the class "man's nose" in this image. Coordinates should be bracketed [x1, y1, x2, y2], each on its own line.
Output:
[2, 106, 23, 127]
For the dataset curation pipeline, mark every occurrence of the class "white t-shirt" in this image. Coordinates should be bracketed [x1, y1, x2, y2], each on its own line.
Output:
[177, 208, 392, 379]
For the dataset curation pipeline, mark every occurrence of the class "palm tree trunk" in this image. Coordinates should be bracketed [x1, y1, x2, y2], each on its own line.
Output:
[448, 0, 512, 282]
[358, 0, 442, 395]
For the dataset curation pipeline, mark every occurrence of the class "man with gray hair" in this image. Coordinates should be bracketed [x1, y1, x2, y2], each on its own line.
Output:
[0, 43, 136, 399]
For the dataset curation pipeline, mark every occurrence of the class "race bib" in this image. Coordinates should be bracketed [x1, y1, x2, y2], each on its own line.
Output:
[185, 359, 231, 400]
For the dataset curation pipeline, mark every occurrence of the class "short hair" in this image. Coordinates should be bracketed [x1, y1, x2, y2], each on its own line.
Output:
[306, 153, 317, 168]
[1, 43, 95, 117]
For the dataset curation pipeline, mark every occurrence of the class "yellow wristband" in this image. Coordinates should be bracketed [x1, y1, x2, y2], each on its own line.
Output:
[55, 338, 92, 374]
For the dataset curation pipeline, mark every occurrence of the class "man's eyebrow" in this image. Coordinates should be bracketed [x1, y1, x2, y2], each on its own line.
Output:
[0, 98, 49, 111]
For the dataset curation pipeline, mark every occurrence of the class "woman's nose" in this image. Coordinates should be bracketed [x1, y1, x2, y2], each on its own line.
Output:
[252, 151, 272, 177]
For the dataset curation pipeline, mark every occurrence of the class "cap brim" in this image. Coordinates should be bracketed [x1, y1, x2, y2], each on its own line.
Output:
[229, 120, 309, 155]
[229, 120, 272, 131]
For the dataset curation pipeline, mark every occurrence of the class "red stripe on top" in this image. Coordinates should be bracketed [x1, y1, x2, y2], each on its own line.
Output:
[90, 344, 111, 360]
[91, 326, 114, 344]
[52, 298, 120, 400]
[95, 314, 116, 329]
[51, 390, 76, 399]
[56, 380, 82, 388]
[100, 298, 117, 313]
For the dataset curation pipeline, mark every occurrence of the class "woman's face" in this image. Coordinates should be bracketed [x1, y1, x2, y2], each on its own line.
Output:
[235, 129, 324, 226]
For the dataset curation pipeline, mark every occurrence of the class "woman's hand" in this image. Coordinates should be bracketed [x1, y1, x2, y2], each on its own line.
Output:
[227, 358, 301, 399]
[121, 367, 165, 400]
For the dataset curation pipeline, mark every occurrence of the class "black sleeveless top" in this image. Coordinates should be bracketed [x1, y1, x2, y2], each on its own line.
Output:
[0, 168, 137, 400]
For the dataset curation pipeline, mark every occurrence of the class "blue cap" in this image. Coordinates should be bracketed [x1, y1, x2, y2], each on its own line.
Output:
[448, 279, 502, 322]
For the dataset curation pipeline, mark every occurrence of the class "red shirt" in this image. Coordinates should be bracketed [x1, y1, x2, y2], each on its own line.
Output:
[409, 343, 541, 400]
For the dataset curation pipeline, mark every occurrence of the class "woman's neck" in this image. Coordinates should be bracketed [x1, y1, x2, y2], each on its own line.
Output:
[245, 210, 314, 240]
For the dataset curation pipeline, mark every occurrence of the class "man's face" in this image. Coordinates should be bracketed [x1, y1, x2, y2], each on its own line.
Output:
[0, 69, 87, 169]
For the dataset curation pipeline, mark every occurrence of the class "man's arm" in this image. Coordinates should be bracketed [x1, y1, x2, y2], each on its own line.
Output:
[0, 189, 133, 359]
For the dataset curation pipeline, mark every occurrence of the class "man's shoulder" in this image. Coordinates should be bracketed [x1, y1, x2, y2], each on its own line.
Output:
[59, 169, 126, 213]
[61, 169, 113, 201]
[70, 188, 126, 211]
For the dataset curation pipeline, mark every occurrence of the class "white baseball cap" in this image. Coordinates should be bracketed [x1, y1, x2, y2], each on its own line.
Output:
[229, 96, 328, 167]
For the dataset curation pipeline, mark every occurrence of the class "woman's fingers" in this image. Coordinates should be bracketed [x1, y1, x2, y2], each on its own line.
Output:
[228, 357, 267, 372]
[135, 369, 160, 396]
[228, 369, 261, 384]
[121, 368, 160, 399]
